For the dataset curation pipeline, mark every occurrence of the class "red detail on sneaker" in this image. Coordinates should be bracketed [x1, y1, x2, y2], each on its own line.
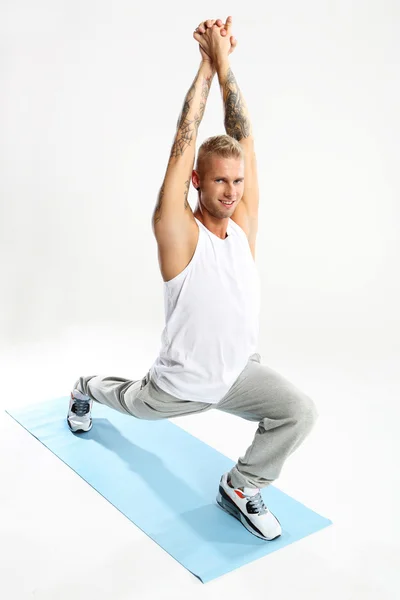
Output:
[234, 490, 246, 499]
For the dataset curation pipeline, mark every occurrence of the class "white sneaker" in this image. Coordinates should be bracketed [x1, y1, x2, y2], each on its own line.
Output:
[67, 389, 93, 433]
[216, 472, 282, 540]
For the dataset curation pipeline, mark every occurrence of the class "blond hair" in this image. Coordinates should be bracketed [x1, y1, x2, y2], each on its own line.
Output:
[195, 134, 244, 177]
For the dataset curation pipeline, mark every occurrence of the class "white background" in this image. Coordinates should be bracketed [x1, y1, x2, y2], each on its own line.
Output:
[1, 1, 399, 598]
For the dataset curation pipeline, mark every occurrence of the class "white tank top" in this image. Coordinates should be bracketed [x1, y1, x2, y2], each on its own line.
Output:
[149, 216, 261, 403]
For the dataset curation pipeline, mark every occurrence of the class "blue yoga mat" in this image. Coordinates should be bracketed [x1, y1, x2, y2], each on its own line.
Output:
[6, 397, 332, 582]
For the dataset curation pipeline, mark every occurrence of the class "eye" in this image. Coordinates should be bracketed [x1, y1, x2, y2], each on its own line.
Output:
[215, 179, 243, 183]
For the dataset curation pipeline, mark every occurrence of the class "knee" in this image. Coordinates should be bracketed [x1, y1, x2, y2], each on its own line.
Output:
[291, 393, 319, 431]
[73, 375, 98, 399]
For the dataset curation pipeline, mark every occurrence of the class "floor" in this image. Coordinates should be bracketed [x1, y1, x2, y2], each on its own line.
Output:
[0, 327, 398, 599]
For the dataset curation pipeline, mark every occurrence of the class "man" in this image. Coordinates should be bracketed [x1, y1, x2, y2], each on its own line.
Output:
[67, 16, 318, 541]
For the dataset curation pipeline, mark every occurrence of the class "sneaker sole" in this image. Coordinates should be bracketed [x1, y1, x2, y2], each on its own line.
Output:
[216, 488, 281, 541]
[67, 419, 93, 433]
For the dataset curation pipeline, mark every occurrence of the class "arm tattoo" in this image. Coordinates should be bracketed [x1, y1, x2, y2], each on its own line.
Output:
[184, 179, 190, 209]
[170, 119, 196, 158]
[153, 179, 190, 225]
[155, 70, 213, 225]
[176, 80, 195, 131]
[153, 182, 165, 225]
[171, 73, 213, 159]
[171, 79, 196, 159]
[195, 74, 213, 132]
[223, 68, 251, 141]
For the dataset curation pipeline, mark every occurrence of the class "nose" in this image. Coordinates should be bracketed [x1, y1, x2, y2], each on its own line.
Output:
[224, 186, 236, 199]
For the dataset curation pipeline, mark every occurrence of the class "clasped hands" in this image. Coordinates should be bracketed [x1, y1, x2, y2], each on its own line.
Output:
[193, 15, 237, 65]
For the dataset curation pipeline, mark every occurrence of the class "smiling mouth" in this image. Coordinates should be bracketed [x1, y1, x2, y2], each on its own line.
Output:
[219, 200, 235, 206]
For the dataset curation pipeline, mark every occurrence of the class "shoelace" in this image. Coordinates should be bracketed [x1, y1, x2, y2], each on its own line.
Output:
[71, 398, 90, 417]
[246, 491, 269, 515]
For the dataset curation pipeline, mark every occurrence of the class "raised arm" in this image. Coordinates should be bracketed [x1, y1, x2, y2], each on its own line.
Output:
[216, 54, 259, 220]
[217, 58, 253, 142]
[152, 60, 215, 232]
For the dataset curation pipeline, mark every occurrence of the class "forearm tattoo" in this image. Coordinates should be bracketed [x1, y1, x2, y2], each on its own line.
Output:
[154, 71, 213, 225]
[195, 74, 213, 132]
[170, 73, 213, 159]
[223, 68, 251, 141]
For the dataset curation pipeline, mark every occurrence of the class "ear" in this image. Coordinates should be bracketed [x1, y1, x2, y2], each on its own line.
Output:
[192, 169, 200, 190]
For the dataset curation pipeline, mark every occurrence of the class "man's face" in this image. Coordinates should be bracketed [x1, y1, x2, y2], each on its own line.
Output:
[194, 155, 245, 217]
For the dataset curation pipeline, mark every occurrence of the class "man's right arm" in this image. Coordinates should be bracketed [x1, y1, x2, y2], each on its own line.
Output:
[152, 59, 215, 233]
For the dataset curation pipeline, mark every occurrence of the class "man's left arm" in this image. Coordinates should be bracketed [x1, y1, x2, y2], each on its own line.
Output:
[216, 57, 259, 224]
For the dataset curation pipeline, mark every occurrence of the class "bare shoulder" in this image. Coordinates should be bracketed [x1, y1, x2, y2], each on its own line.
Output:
[153, 200, 258, 283]
[230, 201, 258, 261]
[153, 209, 199, 283]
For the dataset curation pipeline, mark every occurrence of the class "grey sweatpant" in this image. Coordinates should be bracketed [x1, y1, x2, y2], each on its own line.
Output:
[73, 353, 318, 490]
